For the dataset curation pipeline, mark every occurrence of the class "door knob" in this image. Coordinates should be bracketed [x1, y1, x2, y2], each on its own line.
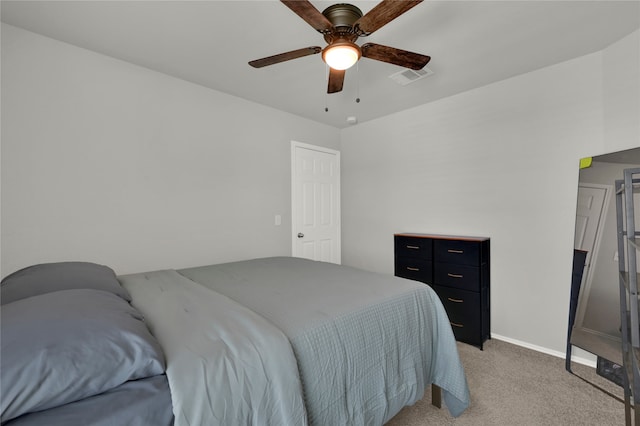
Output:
[297, 233, 304, 238]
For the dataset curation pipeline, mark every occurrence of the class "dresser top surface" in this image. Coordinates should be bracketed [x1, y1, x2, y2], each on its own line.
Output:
[395, 233, 489, 242]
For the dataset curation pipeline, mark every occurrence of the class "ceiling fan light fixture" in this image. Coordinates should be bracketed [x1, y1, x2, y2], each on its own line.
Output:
[322, 41, 361, 70]
[249, 0, 429, 93]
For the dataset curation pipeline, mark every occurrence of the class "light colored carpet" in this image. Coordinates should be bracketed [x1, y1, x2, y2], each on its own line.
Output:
[387, 339, 626, 425]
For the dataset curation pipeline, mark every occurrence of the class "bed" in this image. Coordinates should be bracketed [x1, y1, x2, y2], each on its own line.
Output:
[1, 257, 470, 425]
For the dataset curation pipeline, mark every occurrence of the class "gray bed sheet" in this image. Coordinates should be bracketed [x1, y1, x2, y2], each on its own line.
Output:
[3, 375, 173, 426]
[119, 269, 307, 426]
[179, 256, 470, 424]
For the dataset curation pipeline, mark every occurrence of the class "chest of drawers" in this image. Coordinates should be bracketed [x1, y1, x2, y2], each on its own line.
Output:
[394, 233, 490, 349]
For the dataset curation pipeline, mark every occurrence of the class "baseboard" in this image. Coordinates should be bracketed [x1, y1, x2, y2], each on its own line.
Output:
[491, 333, 597, 368]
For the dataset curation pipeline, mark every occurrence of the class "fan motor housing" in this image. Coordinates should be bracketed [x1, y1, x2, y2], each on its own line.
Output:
[322, 4, 362, 29]
[322, 3, 362, 43]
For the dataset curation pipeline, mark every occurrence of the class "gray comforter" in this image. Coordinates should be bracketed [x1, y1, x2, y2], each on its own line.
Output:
[122, 257, 470, 425]
[120, 269, 307, 426]
[181, 257, 470, 424]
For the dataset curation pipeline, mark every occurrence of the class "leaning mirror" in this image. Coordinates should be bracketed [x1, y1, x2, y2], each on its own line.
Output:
[568, 147, 640, 377]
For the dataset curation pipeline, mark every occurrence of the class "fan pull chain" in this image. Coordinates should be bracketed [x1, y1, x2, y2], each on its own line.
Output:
[325, 63, 329, 112]
[355, 61, 361, 104]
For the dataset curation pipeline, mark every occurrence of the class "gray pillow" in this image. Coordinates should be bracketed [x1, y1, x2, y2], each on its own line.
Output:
[0, 289, 166, 423]
[1, 261, 130, 305]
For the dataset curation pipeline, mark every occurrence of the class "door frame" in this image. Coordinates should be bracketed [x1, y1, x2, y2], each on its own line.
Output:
[290, 140, 341, 262]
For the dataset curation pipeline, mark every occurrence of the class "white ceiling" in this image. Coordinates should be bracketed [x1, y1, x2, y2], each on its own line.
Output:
[2, 0, 639, 129]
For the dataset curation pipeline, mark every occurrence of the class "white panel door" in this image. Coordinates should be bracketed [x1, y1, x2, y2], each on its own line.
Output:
[574, 184, 608, 260]
[573, 183, 609, 327]
[291, 141, 340, 264]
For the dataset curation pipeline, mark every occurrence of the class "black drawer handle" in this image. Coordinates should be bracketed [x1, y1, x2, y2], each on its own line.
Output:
[406, 267, 420, 271]
[447, 297, 464, 303]
[450, 322, 464, 328]
[406, 245, 420, 250]
[447, 273, 463, 278]
[448, 249, 464, 254]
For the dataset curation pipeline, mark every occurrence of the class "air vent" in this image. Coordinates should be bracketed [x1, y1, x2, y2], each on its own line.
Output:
[389, 67, 433, 86]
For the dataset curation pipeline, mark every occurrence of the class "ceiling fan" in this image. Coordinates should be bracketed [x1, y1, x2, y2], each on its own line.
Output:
[248, 0, 431, 94]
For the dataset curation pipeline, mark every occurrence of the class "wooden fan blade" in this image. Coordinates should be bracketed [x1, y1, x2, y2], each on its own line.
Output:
[281, 0, 333, 33]
[328, 68, 345, 93]
[355, 0, 423, 35]
[249, 47, 322, 68]
[361, 43, 430, 70]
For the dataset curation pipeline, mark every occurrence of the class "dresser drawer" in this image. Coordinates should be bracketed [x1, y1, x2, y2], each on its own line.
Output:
[434, 239, 483, 266]
[395, 257, 433, 284]
[434, 263, 481, 292]
[433, 285, 481, 344]
[395, 236, 433, 260]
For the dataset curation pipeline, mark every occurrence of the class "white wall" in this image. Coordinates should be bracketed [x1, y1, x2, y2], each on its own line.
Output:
[340, 30, 640, 355]
[1, 24, 340, 276]
[603, 31, 640, 154]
